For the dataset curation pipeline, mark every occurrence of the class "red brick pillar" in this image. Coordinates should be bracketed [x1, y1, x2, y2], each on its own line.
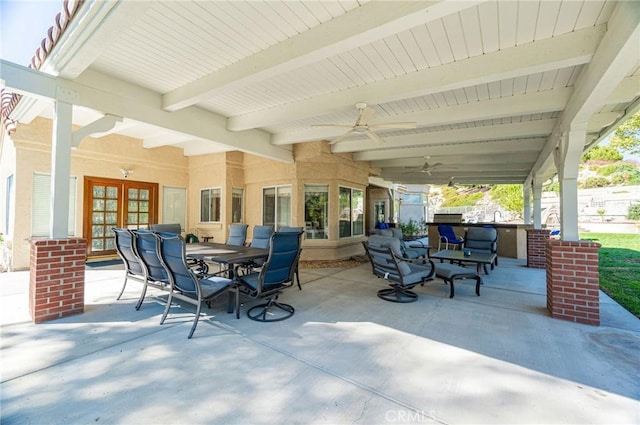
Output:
[527, 229, 550, 268]
[29, 238, 87, 323]
[546, 239, 601, 325]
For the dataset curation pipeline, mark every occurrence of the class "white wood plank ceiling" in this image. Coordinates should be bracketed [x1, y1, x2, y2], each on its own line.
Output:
[10, 0, 640, 185]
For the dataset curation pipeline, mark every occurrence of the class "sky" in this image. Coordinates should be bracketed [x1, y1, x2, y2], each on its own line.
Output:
[1, 0, 63, 65]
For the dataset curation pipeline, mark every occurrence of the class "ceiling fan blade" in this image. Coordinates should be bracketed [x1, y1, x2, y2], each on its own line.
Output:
[369, 122, 416, 129]
[356, 107, 376, 126]
[365, 129, 385, 144]
[311, 123, 353, 128]
[328, 129, 354, 145]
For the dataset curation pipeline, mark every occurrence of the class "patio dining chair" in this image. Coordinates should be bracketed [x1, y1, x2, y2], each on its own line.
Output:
[156, 233, 235, 339]
[363, 235, 435, 303]
[112, 227, 146, 300]
[226, 224, 249, 246]
[150, 223, 181, 235]
[131, 229, 170, 310]
[237, 225, 274, 274]
[234, 230, 303, 322]
[278, 226, 304, 290]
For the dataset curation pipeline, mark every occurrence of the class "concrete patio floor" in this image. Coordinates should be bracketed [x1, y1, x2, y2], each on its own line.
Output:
[1, 257, 639, 424]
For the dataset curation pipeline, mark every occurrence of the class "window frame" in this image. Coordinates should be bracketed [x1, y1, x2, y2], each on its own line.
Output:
[162, 186, 187, 230]
[304, 184, 329, 239]
[200, 187, 222, 223]
[231, 187, 244, 224]
[338, 186, 364, 238]
[32, 173, 77, 237]
[262, 185, 292, 229]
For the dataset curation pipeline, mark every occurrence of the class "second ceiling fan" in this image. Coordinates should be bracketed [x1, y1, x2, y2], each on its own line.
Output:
[313, 102, 416, 145]
[404, 156, 457, 176]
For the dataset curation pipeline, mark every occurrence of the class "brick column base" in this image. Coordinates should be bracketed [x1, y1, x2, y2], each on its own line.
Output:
[527, 229, 550, 268]
[29, 238, 87, 323]
[546, 239, 601, 326]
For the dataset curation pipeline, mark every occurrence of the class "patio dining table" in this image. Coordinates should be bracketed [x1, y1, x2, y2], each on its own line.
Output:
[429, 249, 497, 275]
[186, 242, 269, 312]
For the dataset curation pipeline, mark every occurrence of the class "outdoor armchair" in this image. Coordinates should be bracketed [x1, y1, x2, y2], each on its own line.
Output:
[437, 225, 465, 250]
[374, 227, 427, 259]
[156, 233, 235, 339]
[363, 235, 435, 303]
[464, 226, 498, 269]
[235, 231, 303, 322]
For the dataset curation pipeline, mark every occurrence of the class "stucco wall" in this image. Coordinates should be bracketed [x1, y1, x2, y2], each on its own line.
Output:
[4, 119, 376, 268]
[8, 117, 189, 270]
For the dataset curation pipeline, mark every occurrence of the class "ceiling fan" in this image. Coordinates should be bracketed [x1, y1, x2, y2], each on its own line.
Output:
[404, 157, 456, 176]
[313, 102, 416, 145]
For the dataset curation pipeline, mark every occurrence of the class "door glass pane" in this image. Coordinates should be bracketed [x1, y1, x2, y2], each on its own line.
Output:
[139, 201, 149, 212]
[106, 199, 118, 211]
[128, 188, 139, 199]
[93, 186, 105, 197]
[139, 213, 149, 224]
[128, 200, 139, 211]
[106, 187, 118, 198]
[139, 189, 149, 200]
[92, 199, 104, 211]
[92, 225, 104, 237]
[105, 212, 117, 225]
[105, 238, 115, 250]
[92, 239, 103, 250]
[128, 213, 138, 224]
[92, 212, 104, 224]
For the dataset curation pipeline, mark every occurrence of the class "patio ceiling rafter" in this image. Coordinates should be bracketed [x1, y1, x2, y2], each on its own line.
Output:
[1, 61, 293, 163]
[228, 24, 604, 132]
[162, 0, 483, 112]
[336, 120, 555, 155]
[271, 88, 573, 145]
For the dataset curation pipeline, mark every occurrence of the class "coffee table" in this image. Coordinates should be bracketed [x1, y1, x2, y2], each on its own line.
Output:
[429, 249, 497, 275]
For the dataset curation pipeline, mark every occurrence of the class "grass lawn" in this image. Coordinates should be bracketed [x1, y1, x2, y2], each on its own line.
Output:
[580, 232, 640, 319]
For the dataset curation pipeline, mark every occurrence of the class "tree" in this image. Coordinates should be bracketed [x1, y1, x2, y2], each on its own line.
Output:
[581, 145, 623, 162]
[490, 185, 523, 215]
[628, 203, 640, 221]
[609, 112, 640, 155]
[597, 208, 606, 222]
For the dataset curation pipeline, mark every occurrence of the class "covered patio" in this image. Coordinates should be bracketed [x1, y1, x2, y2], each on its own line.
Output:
[2, 258, 638, 424]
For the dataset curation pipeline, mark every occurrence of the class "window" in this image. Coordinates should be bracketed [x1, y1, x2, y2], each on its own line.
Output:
[304, 185, 328, 239]
[162, 186, 186, 230]
[200, 188, 221, 222]
[232, 188, 243, 223]
[32, 173, 77, 237]
[263, 186, 291, 228]
[339, 186, 364, 238]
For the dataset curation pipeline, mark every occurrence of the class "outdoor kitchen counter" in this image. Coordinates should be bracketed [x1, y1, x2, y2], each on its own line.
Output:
[426, 222, 532, 259]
